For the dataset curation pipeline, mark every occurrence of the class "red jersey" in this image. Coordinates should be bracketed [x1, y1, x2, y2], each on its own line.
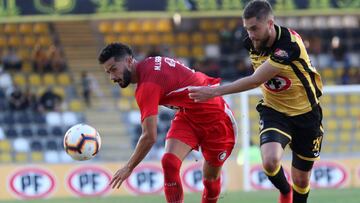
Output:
[135, 56, 228, 124]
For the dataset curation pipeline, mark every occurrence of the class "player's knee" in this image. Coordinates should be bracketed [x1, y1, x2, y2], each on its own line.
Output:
[262, 156, 281, 173]
[161, 153, 181, 173]
[292, 174, 310, 188]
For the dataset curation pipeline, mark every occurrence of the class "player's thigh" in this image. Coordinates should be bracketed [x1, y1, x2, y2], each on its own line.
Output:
[200, 119, 236, 167]
[166, 114, 198, 161]
[290, 105, 323, 167]
[165, 138, 192, 161]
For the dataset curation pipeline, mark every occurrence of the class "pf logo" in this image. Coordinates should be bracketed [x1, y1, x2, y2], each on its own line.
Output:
[182, 163, 225, 192]
[250, 165, 290, 190]
[67, 166, 111, 197]
[310, 162, 347, 188]
[9, 167, 55, 199]
[125, 164, 163, 195]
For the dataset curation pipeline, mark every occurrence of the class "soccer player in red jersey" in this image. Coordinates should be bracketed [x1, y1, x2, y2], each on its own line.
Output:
[98, 43, 237, 203]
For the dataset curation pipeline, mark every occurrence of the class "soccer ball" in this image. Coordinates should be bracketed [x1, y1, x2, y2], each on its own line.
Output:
[63, 124, 101, 161]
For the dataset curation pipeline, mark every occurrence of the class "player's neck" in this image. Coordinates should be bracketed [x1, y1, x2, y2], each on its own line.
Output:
[266, 25, 277, 48]
[131, 60, 138, 84]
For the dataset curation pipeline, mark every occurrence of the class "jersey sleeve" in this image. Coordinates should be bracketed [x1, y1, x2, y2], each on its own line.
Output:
[269, 41, 300, 69]
[135, 82, 163, 122]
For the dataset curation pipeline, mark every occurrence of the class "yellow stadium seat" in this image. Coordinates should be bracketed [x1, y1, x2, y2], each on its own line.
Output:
[13, 73, 27, 87]
[326, 132, 336, 143]
[117, 98, 131, 111]
[199, 19, 213, 31]
[335, 107, 347, 117]
[214, 19, 226, 30]
[191, 32, 204, 45]
[336, 145, 349, 153]
[339, 131, 352, 143]
[191, 46, 204, 58]
[131, 34, 145, 46]
[251, 122, 259, 133]
[325, 119, 337, 131]
[4, 23, 17, 34]
[0, 153, 12, 162]
[351, 145, 360, 152]
[249, 109, 258, 119]
[118, 35, 131, 44]
[43, 73, 56, 85]
[23, 35, 36, 47]
[38, 35, 52, 47]
[228, 19, 239, 30]
[8, 36, 21, 47]
[147, 34, 161, 45]
[19, 23, 33, 34]
[355, 132, 360, 142]
[349, 106, 360, 117]
[127, 21, 141, 33]
[121, 86, 134, 97]
[349, 94, 360, 104]
[104, 35, 117, 44]
[335, 68, 343, 78]
[31, 152, 43, 162]
[340, 119, 353, 130]
[113, 21, 126, 33]
[321, 68, 335, 80]
[322, 145, 334, 153]
[98, 21, 113, 34]
[69, 99, 84, 112]
[161, 34, 175, 45]
[176, 33, 190, 44]
[18, 48, 31, 60]
[53, 86, 65, 98]
[0, 140, 12, 152]
[14, 152, 28, 163]
[57, 73, 71, 86]
[29, 73, 42, 86]
[22, 62, 32, 73]
[175, 46, 190, 57]
[205, 33, 219, 44]
[156, 20, 172, 33]
[320, 94, 332, 105]
[0, 36, 7, 47]
[322, 108, 332, 118]
[33, 23, 49, 34]
[141, 20, 154, 33]
[335, 95, 346, 105]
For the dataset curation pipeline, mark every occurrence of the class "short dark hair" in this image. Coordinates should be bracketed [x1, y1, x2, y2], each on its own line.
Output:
[98, 42, 134, 64]
[243, 0, 273, 20]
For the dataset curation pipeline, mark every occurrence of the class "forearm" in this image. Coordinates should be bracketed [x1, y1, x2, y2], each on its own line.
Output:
[215, 75, 262, 96]
[126, 134, 156, 170]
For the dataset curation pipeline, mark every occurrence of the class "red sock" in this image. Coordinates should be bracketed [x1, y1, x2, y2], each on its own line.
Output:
[202, 178, 221, 203]
[161, 153, 183, 203]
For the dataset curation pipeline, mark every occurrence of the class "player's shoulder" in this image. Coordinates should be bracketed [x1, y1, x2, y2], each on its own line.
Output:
[273, 25, 301, 51]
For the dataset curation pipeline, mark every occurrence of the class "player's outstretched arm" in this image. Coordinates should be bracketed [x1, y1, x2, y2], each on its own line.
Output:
[189, 60, 281, 102]
[109, 115, 158, 189]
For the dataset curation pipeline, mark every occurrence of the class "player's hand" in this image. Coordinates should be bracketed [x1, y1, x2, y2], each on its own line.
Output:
[188, 86, 217, 102]
[109, 165, 133, 189]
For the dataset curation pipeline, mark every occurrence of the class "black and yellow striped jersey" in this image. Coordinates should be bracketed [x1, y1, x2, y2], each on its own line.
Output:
[244, 25, 323, 116]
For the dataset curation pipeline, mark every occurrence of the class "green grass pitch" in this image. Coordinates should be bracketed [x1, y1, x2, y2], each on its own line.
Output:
[1, 188, 359, 203]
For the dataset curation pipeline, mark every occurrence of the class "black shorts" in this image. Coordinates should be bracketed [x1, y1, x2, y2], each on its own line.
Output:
[257, 104, 323, 161]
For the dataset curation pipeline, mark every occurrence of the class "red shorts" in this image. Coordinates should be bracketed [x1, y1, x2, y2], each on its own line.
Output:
[166, 108, 237, 167]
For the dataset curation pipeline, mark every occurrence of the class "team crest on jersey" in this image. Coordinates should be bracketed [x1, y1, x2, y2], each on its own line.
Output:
[264, 76, 291, 92]
[274, 48, 289, 58]
[218, 151, 227, 161]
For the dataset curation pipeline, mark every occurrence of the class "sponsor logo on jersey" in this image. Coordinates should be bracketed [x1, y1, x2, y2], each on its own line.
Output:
[182, 163, 225, 192]
[125, 164, 163, 195]
[250, 165, 290, 190]
[264, 75, 291, 92]
[67, 166, 111, 197]
[218, 151, 227, 161]
[310, 162, 347, 188]
[9, 167, 55, 199]
[274, 48, 289, 58]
